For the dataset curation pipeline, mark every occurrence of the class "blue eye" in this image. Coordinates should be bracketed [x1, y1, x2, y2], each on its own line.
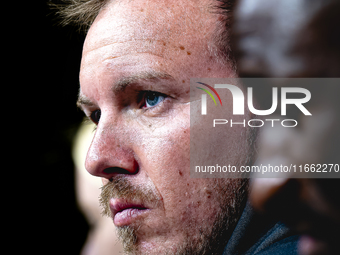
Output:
[145, 92, 165, 108]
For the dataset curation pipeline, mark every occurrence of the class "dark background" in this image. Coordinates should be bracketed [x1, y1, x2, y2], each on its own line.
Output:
[18, 1, 89, 254]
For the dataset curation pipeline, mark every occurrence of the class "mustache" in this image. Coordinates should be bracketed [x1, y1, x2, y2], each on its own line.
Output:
[100, 175, 160, 218]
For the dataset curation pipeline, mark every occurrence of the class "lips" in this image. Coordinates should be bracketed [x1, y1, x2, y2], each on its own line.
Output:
[110, 198, 149, 226]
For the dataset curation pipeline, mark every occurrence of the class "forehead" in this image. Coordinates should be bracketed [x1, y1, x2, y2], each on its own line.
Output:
[82, 0, 215, 55]
[79, 0, 222, 100]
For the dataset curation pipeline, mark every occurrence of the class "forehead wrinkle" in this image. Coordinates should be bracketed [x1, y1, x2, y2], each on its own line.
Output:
[81, 40, 171, 73]
[103, 52, 170, 64]
[84, 38, 169, 56]
[92, 41, 172, 64]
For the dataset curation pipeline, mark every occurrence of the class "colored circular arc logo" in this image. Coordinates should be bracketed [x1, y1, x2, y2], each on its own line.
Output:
[196, 82, 223, 106]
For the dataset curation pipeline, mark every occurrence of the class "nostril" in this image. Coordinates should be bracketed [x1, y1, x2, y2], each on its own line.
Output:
[104, 166, 139, 182]
[104, 167, 134, 175]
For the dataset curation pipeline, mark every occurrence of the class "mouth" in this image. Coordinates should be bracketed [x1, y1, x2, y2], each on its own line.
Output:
[110, 198, 150, 226]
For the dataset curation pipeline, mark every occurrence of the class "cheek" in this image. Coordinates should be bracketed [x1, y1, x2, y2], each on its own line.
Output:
[138, 124, 217, 216]
[131, 105, 193, 202]
[190, 90, 250, 176]
[130, 105, 225, 229]
[140, 107, 191, 182]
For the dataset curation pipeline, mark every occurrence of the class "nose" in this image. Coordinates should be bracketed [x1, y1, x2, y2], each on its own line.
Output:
[85, 119, 139, 180]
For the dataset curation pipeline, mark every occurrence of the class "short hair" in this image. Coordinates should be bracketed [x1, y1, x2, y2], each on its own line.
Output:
[52, 0, 236, 67]
[52, 0, 108, 31]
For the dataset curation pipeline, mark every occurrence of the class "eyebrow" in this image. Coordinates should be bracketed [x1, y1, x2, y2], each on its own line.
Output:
[76, 93, 95, 109]
[77, 70, 176, 109]
[113, 70, 175, 93]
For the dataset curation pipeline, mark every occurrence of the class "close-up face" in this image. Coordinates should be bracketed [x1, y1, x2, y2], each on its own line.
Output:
[78, 0, 249, 254]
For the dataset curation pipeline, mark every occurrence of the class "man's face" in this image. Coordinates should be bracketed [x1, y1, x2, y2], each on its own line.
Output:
[78, 0, 249, 254]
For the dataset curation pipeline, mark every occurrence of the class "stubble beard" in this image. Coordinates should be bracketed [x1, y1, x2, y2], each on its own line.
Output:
[172, 179, 248, 255]
[100, 176, 248, 255]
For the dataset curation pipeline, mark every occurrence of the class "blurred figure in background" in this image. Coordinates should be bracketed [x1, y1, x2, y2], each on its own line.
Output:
[73, 121, 124, 255]
[233, 0, 340, 254]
